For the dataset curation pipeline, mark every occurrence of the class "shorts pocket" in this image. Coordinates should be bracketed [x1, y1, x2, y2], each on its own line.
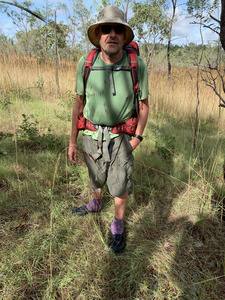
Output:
[111, 135, 133, 169]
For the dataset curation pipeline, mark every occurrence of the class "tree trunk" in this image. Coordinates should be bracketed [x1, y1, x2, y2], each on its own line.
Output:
[55, 11, 60, 97]
[167, 0, 177, 81]
[193, 8, 204, 149]
[124, 0, 130, 22]
[220, 0, 225, 50]
[167, 38, 172, 81]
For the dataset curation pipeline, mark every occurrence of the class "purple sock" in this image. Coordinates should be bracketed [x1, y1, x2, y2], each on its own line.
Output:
[111, 217, 124, 235]
[85, 198, 102, 212]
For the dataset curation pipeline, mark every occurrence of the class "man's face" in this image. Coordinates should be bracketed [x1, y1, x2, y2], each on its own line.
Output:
[97, 24, 126, 57]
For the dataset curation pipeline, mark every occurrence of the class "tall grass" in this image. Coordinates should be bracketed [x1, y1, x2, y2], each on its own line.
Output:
[0, 52, 76, 94]
[149, 66, 225, 125]
[0, 51, 225, 299]
[1, 52, 224, 133]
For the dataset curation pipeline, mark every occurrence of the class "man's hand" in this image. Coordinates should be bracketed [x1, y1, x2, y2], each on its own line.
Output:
[129, 137, 141, 150]
[68, 144, 78, 163]
[129, 98, 149, 150]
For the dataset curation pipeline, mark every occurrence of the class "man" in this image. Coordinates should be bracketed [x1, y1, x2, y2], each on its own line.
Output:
[68, 5, 149, 253]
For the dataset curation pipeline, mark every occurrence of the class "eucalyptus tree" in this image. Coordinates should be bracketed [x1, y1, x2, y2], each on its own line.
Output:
[0, 1, 70, 59]
[129, 0, 169, 68]
[94, 0, 128, 10]
[187, 0, 220, 148]
[0, 1, 69, 96]
[0, 33, 14, 52]
[0, 1, 41, 54]
[187, 0, 207, 149]
[221, 0, 225, 50]
[69, 0, 94, 54]
[15, 21, 69, 58]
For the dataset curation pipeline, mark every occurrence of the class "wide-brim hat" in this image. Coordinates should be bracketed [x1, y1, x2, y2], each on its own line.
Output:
[88, 5, 134, 47]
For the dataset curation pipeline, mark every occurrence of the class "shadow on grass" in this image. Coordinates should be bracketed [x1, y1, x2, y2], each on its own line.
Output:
[169, 217, 225, 300]
[95, 120, 225, 299]
[96, 126, 187, 299]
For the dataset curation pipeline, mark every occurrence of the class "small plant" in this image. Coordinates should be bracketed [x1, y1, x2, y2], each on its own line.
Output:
[0, 88, 12, 110]
[151, 124, 176, 159]
[34, 76, 44, 90]
[16, 114, 39, 141]
[15, 114, 62, 150]
[9, 87, 32, 102]
[0, 87, 32, 106]
[0, 132, 13, 142]
[56, 90, 76, 121]
[0, 95, 12, 109]
[59, 90, 76, 108]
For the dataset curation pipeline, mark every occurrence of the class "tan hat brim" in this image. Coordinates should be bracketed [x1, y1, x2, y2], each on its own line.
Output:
[88, 20, 134, 48]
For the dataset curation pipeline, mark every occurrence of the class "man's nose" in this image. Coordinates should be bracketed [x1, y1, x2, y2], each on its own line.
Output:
[109, 28, 116, 36]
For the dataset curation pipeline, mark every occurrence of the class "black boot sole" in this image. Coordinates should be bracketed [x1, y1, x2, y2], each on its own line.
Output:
[72, 206, 101, 216]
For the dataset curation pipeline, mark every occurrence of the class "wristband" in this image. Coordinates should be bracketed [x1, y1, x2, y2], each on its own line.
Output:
[133, 134, 143, 142]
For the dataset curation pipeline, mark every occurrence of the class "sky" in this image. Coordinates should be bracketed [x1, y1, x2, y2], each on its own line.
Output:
[0, 0, 221, 46]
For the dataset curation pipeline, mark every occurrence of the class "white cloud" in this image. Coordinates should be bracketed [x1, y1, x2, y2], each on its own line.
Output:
[0, 13, 17, 37]
[171, 4, 220, 45]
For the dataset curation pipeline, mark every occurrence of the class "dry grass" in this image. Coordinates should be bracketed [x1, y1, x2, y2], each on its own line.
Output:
[0, 52, 77, 134]
[0, 52, 77, 97]
[149, 66, 225, 125]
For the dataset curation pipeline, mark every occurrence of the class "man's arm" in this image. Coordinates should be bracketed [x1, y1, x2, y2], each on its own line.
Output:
[130, 98, 149, 150]
[68, 95, 85, 163]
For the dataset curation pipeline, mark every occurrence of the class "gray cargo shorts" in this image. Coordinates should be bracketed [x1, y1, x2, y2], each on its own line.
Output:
[82, 134, 134, 197]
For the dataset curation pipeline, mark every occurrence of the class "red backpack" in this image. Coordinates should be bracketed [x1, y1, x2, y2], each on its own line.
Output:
[77, 41, 140, 135]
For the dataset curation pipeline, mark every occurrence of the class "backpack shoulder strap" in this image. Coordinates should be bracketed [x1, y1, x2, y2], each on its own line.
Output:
[125, 46, 139, 94]
[125, 44, 140, 116]
[84, 48, 100, 92]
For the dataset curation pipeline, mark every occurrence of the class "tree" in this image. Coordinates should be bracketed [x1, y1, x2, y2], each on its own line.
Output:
[129, 0, 169, 68]
[187, 0, 209, 149]
[167, 0, 177, 81]
[14, 20, 69, 60]
[0, 1, 45, 54]
[69, 0, 94, 54]
[0, 33, 14, 52]
[0, 0, 45, 22]
[220, 0, 225, 50]
[186, 0, 220, 47]
[185, 0, 225, 112]
[0, 1, 70, 96]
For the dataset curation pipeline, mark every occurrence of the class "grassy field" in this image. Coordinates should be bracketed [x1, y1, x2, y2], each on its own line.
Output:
[0, 53, 225, 299]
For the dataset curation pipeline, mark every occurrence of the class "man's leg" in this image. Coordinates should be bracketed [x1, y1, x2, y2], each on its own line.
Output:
[72, 187, 103, 216]
[114, 191, 128, 220]
[111, 191, 128, 252]
[85, 187, 103, 211]
[72, 135, 107, 216]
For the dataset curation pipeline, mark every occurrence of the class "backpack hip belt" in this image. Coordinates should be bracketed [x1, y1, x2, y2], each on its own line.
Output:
[78, 113, 137, 136]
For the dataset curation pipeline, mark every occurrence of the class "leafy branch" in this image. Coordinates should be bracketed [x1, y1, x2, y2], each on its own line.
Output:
[0, 0, 46, 22]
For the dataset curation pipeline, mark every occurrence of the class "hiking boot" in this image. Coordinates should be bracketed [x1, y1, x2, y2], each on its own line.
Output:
[72, 205, 89, 216]
[72, 198, 102, 216]
[111, 234, 126, 253]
